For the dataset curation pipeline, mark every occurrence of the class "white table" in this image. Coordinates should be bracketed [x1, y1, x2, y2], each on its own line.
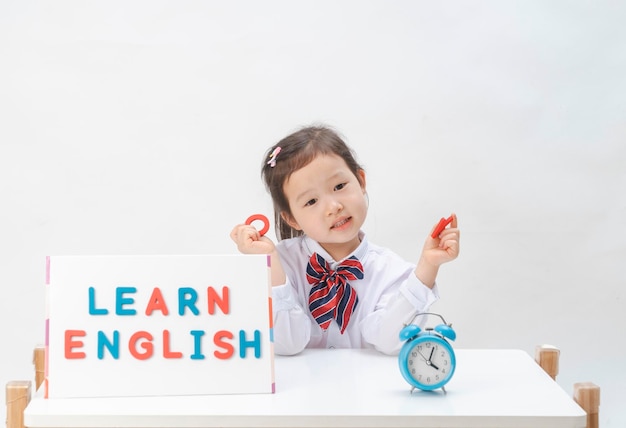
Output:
[24, 348, 586, 428]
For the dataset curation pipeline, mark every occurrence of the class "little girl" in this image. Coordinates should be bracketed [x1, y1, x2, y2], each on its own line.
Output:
[230, 125, 460, 355]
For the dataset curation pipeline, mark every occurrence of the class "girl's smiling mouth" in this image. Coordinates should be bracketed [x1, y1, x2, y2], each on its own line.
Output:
[331, 217, 352, 230]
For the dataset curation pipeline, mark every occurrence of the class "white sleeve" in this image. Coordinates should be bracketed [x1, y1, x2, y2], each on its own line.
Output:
[361, 274, 440, 355]
[271, 280, 311, 355]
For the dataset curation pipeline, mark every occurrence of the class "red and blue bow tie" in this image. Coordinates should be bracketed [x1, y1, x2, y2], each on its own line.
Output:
[306, 252, 364, 334]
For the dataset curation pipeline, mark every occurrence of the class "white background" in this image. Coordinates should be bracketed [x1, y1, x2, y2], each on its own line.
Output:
[1, 0, 624, 426]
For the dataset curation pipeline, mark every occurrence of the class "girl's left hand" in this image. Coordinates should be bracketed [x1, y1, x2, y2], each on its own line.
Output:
[423, 213, 461, 266]
[414, 214, 460, 288]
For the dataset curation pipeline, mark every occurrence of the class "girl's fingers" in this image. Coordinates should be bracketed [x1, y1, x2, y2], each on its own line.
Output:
[230, 225, 259, 247]
[450, 213, 458, 229]
[439, 228, 460, 242]
[439, 235, 460, 257]
[430, 214, 457, 239]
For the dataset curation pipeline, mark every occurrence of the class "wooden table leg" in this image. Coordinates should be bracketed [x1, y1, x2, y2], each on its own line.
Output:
[6, 381, 32, 428]
[33, 345, 45, 391]
[574, 382, 600, 428]
[535, 344, 560, 380]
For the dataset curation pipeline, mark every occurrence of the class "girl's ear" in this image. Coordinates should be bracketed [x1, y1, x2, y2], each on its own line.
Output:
[280, 211, 302, 231]
[357, 169, 367, 193]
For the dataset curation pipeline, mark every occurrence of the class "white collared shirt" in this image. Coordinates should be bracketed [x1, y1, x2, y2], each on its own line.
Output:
[272, 232, 439, 355]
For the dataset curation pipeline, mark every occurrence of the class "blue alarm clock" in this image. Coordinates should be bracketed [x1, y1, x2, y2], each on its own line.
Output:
[398, 312, 457, 393]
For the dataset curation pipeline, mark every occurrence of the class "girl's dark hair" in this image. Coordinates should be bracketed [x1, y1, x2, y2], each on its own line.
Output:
[262, 125, 364, 240]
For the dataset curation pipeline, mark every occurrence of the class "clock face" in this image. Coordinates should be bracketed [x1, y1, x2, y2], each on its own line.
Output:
[405, 339, 455, 388]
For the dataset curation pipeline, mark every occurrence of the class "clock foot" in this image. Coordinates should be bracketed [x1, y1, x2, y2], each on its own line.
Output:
[442, 386, 447, 395]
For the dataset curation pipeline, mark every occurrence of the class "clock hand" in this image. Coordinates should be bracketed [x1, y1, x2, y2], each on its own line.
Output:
[417, 350, 429, 362]
[427, 346, 440, 370]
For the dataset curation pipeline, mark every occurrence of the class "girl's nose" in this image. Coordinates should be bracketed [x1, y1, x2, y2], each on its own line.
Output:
[327, 199, 343, 215]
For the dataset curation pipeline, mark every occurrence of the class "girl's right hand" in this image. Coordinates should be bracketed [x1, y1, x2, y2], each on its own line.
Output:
[230, 224, 276, 255]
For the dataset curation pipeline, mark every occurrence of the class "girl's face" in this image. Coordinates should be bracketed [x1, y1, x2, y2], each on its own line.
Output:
[282, 153, 368, 261]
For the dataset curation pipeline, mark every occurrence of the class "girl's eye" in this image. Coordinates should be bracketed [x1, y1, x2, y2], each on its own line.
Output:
[304, 198, 317, 207]
[334, 183, 346, 191]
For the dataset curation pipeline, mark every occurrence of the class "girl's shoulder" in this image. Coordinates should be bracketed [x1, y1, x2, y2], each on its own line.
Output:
[275, 235, 309, 264]
[365, 239, 399, 258]
[364, 240, 415, 269]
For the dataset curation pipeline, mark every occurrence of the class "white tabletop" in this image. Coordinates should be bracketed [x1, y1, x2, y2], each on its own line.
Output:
[24, 348, 586, 428]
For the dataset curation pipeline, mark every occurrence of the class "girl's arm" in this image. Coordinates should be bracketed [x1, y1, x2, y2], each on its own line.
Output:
[268, 249, 287, 286]
[231, 225, 309, 354]
[363, 215, 460, 355]
[414, 214, 460, 287]
[362, 274, 439, 355]
[230, 224, 286, 286]
[271, 283, 311, 355]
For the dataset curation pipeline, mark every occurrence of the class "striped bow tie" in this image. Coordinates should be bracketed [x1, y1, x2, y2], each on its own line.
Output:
[306, 252, 364, 334]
